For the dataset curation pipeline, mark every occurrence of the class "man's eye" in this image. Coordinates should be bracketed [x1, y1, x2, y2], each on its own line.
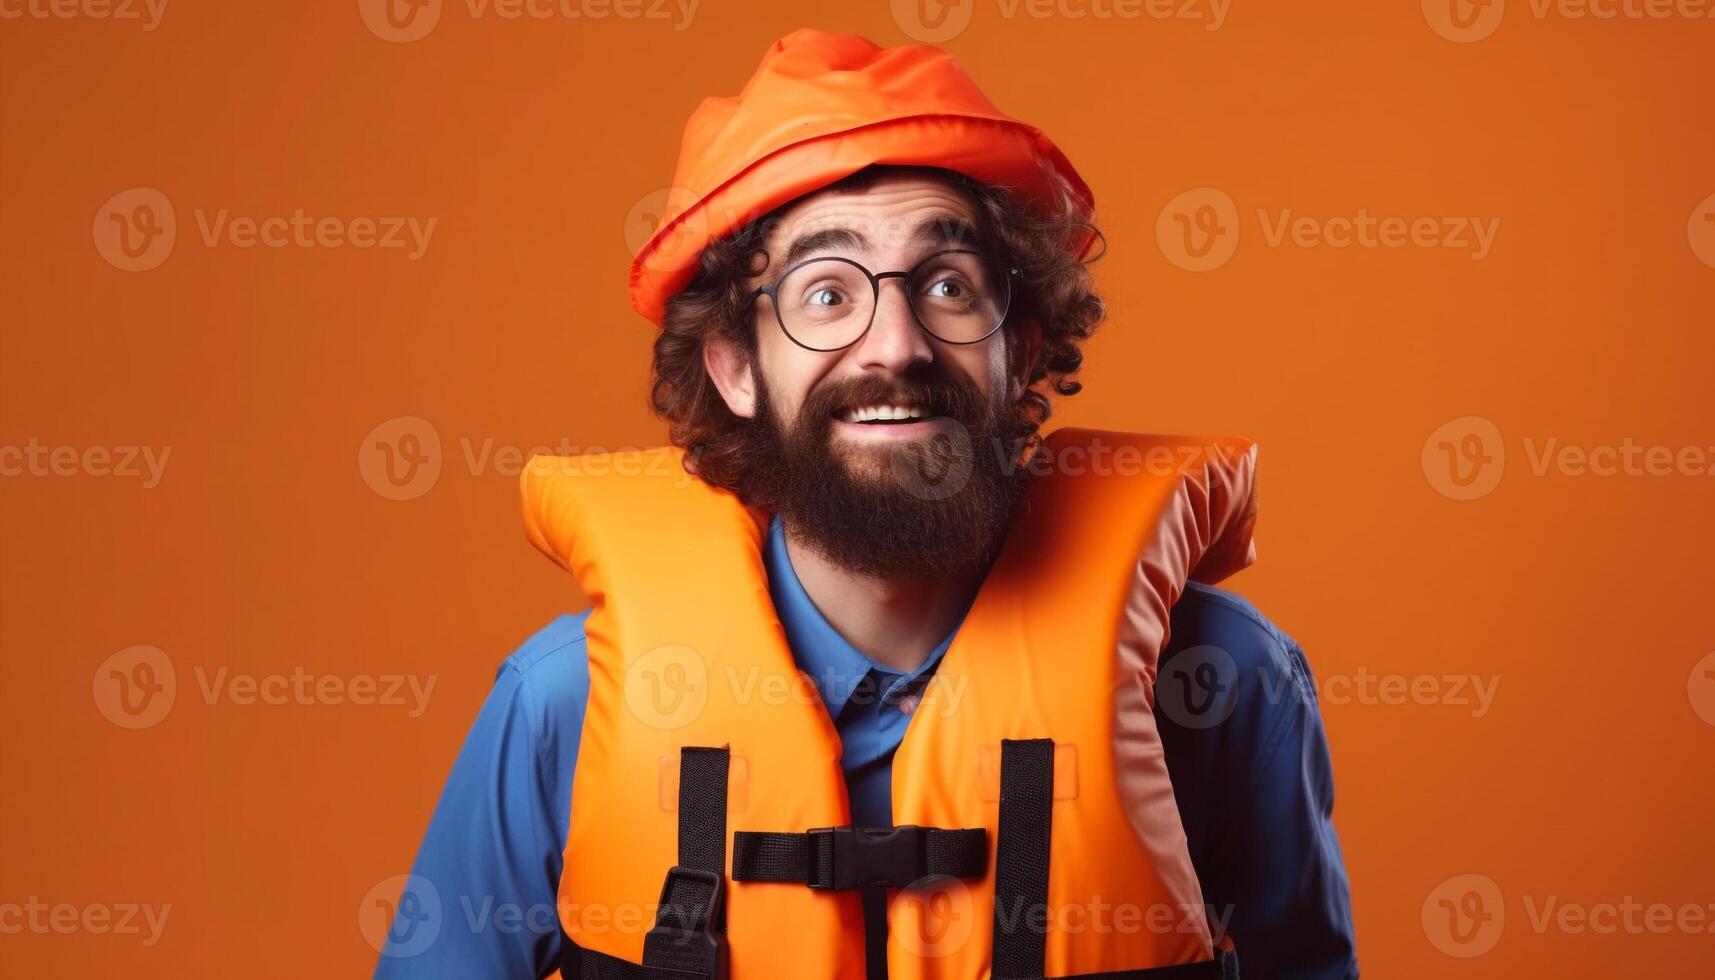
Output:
[924, 277, 966, 299]
[807, 287, 845, 307]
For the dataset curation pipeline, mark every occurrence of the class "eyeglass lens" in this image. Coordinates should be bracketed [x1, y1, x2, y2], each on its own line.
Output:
[772, 250, 1010, 350]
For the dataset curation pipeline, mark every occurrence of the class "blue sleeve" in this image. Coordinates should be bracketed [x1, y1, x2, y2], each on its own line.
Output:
[375, 612, 590, 980]
[1158, 584, 1359, 980]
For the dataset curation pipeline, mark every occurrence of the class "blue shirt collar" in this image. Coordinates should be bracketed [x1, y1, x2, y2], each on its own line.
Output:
[763, 514, 961, 717]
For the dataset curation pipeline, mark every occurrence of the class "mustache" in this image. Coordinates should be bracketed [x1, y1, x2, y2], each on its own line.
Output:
[799, 367, 989, 424]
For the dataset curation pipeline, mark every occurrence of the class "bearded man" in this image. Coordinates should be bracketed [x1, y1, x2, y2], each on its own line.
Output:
[378, 29, 1356, 980]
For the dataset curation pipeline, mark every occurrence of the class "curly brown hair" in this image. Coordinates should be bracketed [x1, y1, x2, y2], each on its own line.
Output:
[648, 165, 1106, 503]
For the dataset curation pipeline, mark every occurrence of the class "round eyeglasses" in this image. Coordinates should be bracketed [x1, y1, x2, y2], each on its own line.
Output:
[749, 248, 1019, 353]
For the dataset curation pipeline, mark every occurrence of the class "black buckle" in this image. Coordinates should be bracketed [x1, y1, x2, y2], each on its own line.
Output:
[807, 825, 928, 891]
[642, 867, 726, 979]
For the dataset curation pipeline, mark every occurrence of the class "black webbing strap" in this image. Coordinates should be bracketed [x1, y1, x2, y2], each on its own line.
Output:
[731, 825, 987, 890]
[566, 938, 715, 980]
[993, 738, 1056, 979]
[673, 747, 731, 884]
[635, 746, 730, 979]
[1036, 958, 1235, 979]
[987, 739, 1238, 980]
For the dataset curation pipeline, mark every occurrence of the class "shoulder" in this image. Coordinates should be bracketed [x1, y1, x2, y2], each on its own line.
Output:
[493, 611, 592, 766]
[1164, 587, 1356, 979]
[1168, 582, 1294, 656]
[1160, 583, 1321, 782]
[1166, 581, 1316, 708]
[500, 610, 590, 683]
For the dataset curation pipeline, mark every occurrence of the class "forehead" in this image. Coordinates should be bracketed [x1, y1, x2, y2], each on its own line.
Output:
[759, 172, 982, 261]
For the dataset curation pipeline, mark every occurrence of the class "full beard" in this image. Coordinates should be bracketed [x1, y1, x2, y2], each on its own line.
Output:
[743, 362, 1031, 580]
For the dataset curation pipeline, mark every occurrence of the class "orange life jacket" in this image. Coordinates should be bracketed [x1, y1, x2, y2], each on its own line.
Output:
[521, 427, 1257, 980]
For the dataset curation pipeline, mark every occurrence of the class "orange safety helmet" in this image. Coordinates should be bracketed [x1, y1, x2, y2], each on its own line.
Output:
[628, 28, 1098, 325]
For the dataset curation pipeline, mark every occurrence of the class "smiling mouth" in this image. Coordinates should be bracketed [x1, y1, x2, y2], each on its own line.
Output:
[837, 403, 937, 425]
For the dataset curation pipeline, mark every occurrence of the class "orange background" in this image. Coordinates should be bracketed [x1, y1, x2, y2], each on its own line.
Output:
[2, 1, 1711, 977]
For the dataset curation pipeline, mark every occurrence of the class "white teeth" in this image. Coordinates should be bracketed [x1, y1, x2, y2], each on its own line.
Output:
[842, 404, 925, 423]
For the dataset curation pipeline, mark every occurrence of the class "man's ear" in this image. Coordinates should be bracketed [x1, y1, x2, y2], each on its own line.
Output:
[1008, 317, 1044, 399]
[703, 334, 758, 419]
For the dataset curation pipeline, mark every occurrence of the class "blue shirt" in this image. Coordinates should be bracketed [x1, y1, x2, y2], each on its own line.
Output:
[377, 516, 1358, 979]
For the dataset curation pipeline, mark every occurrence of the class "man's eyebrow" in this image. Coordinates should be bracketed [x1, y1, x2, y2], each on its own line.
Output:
[774, 216, 985, 272]
[779, 227, 868, 270]
[912, 215, 980, 250]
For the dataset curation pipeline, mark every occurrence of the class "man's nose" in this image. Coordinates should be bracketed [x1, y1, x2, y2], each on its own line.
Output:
[852, 278, 933, 372]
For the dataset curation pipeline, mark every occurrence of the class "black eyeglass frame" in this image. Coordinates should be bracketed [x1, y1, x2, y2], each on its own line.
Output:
[747, 248, 1022, 353]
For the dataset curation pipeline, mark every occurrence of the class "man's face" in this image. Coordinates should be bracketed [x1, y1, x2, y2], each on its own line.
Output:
[750, 174, 1014, 473]
[704, 171, 1038, 578]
